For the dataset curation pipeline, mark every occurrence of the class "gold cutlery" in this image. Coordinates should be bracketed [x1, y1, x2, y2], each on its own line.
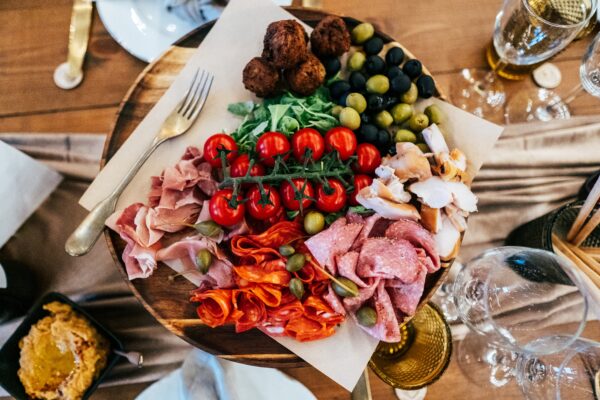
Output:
[65, 69, 214, 257]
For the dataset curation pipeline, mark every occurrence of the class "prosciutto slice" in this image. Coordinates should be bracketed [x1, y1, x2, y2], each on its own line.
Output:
[305, 217, 363, 274]
[385, 219, 440, 272]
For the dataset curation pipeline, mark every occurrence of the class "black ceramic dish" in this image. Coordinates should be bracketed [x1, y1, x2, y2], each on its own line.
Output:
[0, 292, 123, 400]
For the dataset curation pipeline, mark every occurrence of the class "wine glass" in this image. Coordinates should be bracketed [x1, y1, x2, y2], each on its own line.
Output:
[505, 30, 600, 123]
[451, 0, 597, 121]
[453, 247, 589, 390]
[517, 337, 600, 399]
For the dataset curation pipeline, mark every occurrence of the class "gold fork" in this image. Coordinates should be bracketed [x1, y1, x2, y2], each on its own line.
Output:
[65, 69, 214, 257]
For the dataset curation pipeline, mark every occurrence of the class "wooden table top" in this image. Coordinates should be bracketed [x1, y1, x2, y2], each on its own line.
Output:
[1, 0, 598, 399]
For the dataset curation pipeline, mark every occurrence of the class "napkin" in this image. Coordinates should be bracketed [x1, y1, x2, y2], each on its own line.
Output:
[0, 141, 62, 249]
[79, 0, 503, 390]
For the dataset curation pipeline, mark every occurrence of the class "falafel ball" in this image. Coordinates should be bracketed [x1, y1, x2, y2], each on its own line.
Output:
[262, 20, 309, 69]
[285, 52, 326, 96]
[310, 16, 350, 58]
[242, 57, 281, 98]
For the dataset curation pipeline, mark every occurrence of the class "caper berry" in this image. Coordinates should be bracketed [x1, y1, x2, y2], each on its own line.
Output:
[416, 143, 430, 153]
[332, 277, 359, 297]
[331, 105, 343, 117]
[374, 110, 393, 128]
[366, 75, 389, 95]
[346, 93, 367, 114]
[195, 249, 213, 274]
[390, 103, 413, 124]
[409, 113, 429, 132]
[348, 51, 366, 71]
[424, 104, 445, 125]
[339, 107, 361, 130]
[286, 253, 306, 273]
[279, 244, 295, 257]
[351, 22, 374, 45]
[400, 82, 418, 104]
[304, 211, 325, 235]
[289, 278, 305, 300]
[356, 306, 378, 327]
[193, 220, 223, 238]
[394, 129, 417, 143]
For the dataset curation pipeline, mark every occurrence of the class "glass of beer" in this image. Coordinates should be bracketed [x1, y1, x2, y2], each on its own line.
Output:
[451, 0, 596, 121]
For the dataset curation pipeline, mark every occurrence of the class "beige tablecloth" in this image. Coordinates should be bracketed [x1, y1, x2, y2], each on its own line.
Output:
[1, 116, 599, 398]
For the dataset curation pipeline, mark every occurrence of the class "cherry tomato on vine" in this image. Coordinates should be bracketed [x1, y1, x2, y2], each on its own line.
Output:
[203, 133, 238, 168]
[291, 128, 325, 162]
[280, 179, 315, 211]
[246, 184, 282, 220]
[315, 178, 347, 213]
[325, 127, 357, 161]
[230, 154, 266, 178]
[353, 143, 381, 174]
[349, 174, 373, 206]
[209, 189, 245, 226]
[256, 132, 290, 167]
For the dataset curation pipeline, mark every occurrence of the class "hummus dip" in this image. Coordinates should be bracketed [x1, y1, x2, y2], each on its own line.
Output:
[18, 301, 110, 400]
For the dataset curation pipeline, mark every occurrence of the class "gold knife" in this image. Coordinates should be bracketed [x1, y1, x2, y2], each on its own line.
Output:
[54, 0, 93, 89]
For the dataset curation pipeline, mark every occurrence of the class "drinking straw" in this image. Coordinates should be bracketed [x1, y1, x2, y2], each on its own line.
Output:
[567, 179, 600, 242]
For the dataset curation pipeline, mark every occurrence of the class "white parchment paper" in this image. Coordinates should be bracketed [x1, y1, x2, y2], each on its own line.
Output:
[81, 0, 504, 390]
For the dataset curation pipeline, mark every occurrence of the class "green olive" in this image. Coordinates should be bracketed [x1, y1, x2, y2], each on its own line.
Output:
[424, 104, 445, 125]
[346, 93, 367, 113]
[394, 129, 417, 143]
[390, 103, 413, 124]
[195, 249, 213, 274]
[289, 278, 305, 300]
[332, 277, 359, 297]
[356, 306, 378, 327]
[351, 22, 375, 44]
[339, 107, 361, 130]
[416, 143, 430, 153]
[286, 253, 306, 272]
[400, 82, 418, 104]
[279, 244, 295, 257]
[409, 113, 429, 132]
[193, 220, 223, 238]
[366, 75, 389, 94]
[331, 105, 343, 117]
[304, 211, 325, 235]
[374, 110, 393, 128]
[348, 51, 366, 71]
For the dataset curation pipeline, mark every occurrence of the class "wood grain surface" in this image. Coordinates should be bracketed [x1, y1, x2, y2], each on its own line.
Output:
[1, 1, 599, 399]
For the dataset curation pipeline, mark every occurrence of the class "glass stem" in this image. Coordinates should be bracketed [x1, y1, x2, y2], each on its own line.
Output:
[475, 59, 508, 95]
[547, 83, 584, 110]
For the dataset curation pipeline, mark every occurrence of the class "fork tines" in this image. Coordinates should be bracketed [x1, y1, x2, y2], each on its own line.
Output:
[178, 68, 214, 120]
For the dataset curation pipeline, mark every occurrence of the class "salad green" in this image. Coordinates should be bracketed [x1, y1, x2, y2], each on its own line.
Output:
[227, 87, 338, 153]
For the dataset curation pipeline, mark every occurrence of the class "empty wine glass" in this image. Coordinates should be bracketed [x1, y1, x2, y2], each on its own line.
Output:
[451, 0, 596, 121]
[453, 246, 589, 390]
[506, 29, 600, 123]
[517, 337, 600, 399]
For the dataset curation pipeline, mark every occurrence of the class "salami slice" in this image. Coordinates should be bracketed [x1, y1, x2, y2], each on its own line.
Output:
[356, 238, 420, 283]
[387, 264, 427, 316]
[336, 251, 367, 288]
[305, 217, 363, 274]
[355, 281, 401, 343]
[385, 218, 440, 272]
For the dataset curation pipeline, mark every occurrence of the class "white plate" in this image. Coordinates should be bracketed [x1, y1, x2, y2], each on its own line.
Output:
[97, 0, 291, 63]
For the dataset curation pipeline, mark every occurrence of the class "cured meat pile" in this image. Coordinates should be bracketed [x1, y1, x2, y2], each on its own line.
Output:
[305, 212, 440, 342]
[191, 221, 345, 341]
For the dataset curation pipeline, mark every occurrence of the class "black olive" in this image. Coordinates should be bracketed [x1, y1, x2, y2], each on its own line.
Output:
[403, 59, 423, 79]
[416, 75, 436, 98]
[365, 55, 386, 75]
[329, 80, 351, 99]
[360, 112, 371, 125]
[337, 91, 350, 106]
[363, 37, 384, 55]
[385, 47, 405, 66]
[384, 94, 399, 109]
[376, 129, 392, 152]
[322, 57, 341, 78]
[388, 144, 397, 155]
[349, 71, 367, 91]
[386, 66, 403, 80]
[359, 124, 379, 143]
[390, 73, 412, 94]
[367, 94, 385, 112]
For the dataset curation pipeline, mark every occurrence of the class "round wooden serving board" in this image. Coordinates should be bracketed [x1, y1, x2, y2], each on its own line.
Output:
[104, 8, 451, 368]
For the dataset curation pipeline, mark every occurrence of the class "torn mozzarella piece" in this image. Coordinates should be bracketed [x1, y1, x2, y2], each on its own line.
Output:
[357, 187, 420, 220]
[422, 124, 449, 154]
[446, 181, 478, 212]
[409, 177, 453, 209]
[434, 215, 461, 260]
